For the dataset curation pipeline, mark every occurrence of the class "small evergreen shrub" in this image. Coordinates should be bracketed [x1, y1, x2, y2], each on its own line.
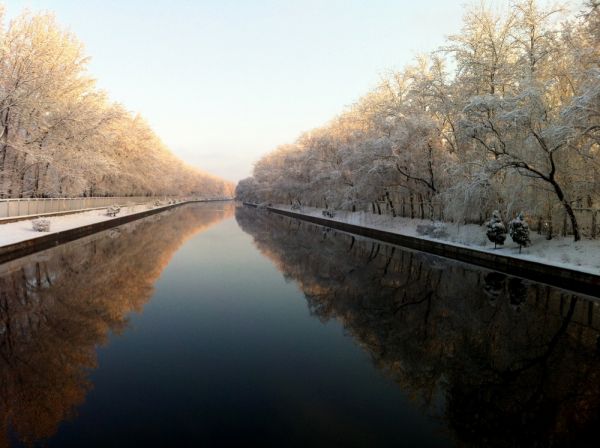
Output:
[32, 218, 51, 232]
[509, 212, 531, 253]
[486, 210, 507, 249]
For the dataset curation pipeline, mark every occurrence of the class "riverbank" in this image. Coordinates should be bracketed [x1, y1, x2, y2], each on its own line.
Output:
[0, 200, 229, 263]
[253, 204, 600, 296]
[0, 204, 154, 247]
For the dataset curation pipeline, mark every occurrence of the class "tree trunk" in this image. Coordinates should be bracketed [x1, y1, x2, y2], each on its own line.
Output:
[549, 177, 580, 241]
[385, 191, 396, 217]
[546, 208, 553, 240]
[562, 200, 580, 241]
[33, 164, 41, 197]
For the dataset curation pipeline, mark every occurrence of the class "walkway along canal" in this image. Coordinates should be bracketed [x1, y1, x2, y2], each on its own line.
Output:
[0, 202, 599, 447]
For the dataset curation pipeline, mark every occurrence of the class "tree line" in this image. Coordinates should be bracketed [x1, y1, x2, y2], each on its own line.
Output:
[0, 8, 234, 199]
[236, 0, 600, 241]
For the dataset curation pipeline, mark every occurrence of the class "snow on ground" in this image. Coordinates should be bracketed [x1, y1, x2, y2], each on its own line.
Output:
[273, 205, 600, 275]
[0, 203, 164, 247]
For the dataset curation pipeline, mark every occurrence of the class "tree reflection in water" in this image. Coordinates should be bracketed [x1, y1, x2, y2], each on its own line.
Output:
[236, 206, 600, 447]
[0, 203, 233, 448]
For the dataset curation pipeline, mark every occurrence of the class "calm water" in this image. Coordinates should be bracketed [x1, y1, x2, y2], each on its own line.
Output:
[1, 202, 599, 447]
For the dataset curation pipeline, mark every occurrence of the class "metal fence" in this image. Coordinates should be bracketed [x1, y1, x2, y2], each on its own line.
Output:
[0, 196, 160, 219]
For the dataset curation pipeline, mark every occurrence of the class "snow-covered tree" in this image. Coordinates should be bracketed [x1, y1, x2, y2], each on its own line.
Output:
[486, 210, 507, 248]
[236, 0, 598, 243]
[0, 8, 233, 199]
[509, 212, 531, 252]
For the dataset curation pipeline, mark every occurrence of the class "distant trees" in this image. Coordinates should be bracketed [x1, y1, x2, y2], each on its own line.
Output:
[236, 0, 600, 241]
[0, 9, 233, 199]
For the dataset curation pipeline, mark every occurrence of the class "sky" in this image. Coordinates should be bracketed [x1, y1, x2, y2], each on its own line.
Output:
[5, 1, 474, 182]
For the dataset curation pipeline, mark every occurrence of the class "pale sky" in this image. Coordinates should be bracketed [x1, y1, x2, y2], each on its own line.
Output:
[5, 1, 475, 181]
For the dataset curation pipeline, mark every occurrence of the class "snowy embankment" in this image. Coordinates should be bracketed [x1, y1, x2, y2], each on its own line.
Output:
[0, 204, 161, 248]
[272, 205, 600, 276]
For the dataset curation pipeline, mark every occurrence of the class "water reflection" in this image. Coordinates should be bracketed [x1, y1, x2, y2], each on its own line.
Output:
[235, 207, 600, 447]
[0, 203, 233, 447]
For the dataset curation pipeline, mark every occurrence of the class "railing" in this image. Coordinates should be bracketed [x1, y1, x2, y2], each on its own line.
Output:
[0, 196, 157, 219]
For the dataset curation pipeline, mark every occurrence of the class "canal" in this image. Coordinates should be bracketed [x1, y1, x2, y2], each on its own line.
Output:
[0, 202, 599, 447]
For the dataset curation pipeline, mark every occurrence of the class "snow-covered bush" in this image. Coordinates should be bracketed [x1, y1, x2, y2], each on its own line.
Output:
[485, 210, 507, 248]
[322, 210, 336, 218]
[291, 204, 302, 211]
[106, 205, 121, 216]
[32, 218, 51, 232]
[416, 222, 448, 239]
[431, 222, 448, 239]
[509, 212, 531, 253]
